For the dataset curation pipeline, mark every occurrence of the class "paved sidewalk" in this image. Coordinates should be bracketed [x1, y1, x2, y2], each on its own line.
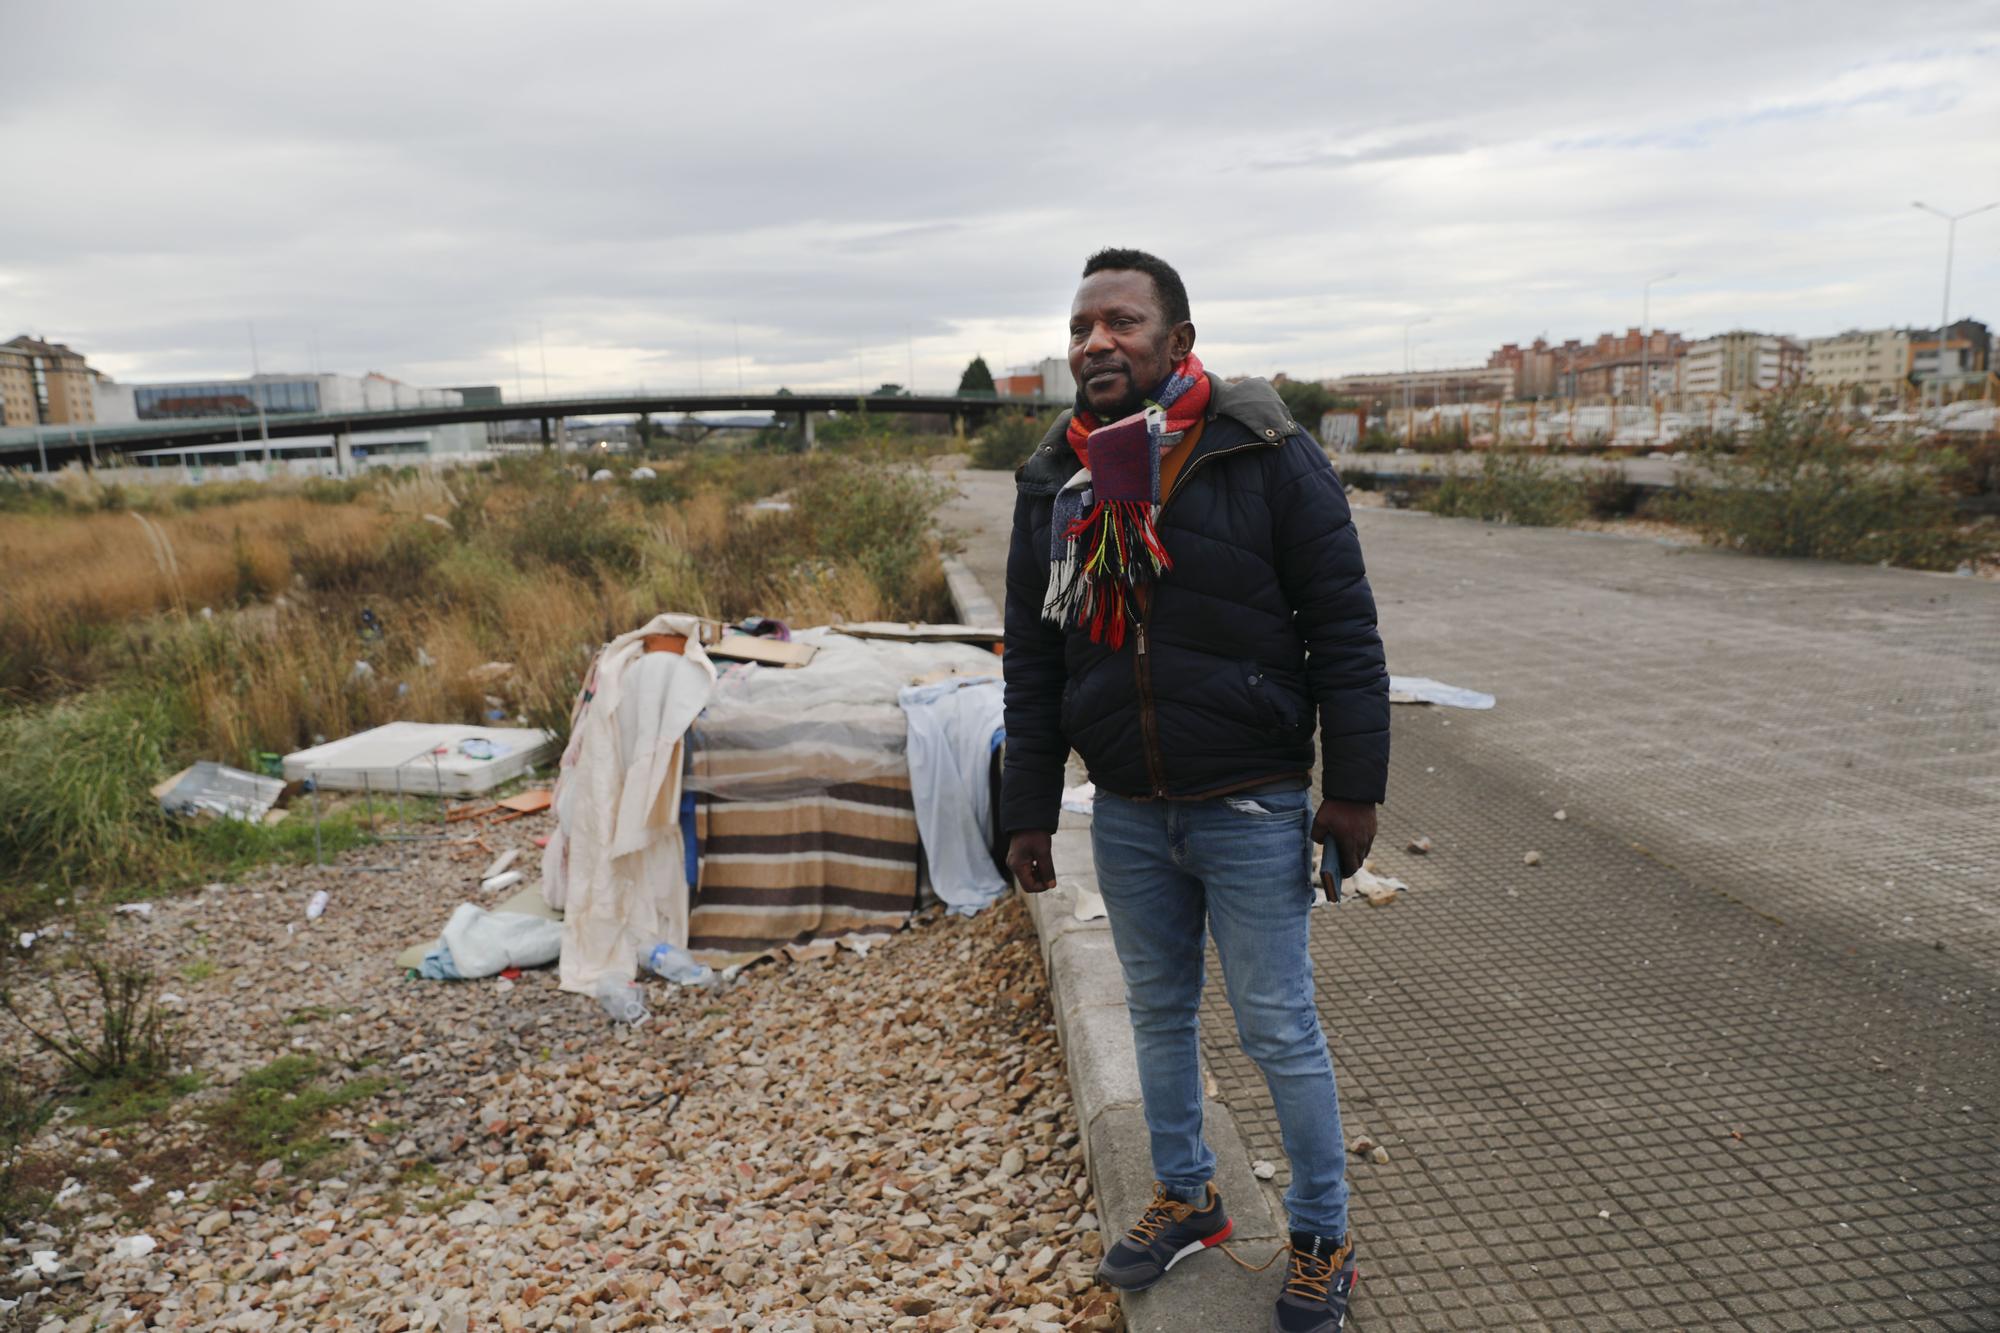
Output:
[941, 465, 2000, 1330]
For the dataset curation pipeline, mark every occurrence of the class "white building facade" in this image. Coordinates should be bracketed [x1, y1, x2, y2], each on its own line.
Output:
[1804, 328, 1911, 399]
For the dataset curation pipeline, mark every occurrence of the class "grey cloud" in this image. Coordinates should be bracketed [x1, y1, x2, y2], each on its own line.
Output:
[3, 2, 1997, 390]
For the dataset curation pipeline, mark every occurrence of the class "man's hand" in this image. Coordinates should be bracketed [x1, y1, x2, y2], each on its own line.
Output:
[1312, 799, 1377, 878]
[1006, 830, 1058, 894]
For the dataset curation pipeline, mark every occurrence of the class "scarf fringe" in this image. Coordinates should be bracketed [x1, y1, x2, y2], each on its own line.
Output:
[1047, 498, 1171, 647]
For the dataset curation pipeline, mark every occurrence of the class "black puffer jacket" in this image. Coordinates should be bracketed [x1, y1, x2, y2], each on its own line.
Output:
[1000, 375, 1388, 833]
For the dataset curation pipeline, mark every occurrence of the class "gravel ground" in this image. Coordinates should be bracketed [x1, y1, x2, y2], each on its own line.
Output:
[2, 813, 1117, 1332]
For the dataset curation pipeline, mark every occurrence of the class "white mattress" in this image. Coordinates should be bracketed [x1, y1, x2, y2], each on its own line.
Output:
[283, 722, 557, 797]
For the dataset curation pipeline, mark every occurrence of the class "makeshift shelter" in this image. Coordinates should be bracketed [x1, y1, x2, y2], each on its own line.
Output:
[541, 620, 1005, 992]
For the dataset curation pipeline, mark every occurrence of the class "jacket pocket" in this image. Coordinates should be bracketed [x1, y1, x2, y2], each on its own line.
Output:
[1242, 662, 1302, 732]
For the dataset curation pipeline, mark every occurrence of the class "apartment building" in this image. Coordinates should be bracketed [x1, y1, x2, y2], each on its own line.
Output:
[0, 344, 34, 428]
[2, 335, 98, 425]
[1804, 327, 1912, 398]
[1681, 331, 1804, 397]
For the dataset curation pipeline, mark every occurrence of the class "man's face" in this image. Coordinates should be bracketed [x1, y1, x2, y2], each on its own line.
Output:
[1068, 269, 1194, 421]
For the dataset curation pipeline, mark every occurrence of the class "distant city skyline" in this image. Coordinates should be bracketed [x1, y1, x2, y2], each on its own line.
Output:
[3, 3, 1996, 394]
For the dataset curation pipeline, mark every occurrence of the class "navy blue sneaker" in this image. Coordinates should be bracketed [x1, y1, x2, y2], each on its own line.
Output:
[1095, 1182, 1234, 1291]
[1271, 1230, 1357, 1332]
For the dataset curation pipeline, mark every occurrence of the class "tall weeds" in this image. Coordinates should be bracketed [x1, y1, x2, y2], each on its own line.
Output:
[0, 454, 955, 915]
[1667, 393, 1996, 569]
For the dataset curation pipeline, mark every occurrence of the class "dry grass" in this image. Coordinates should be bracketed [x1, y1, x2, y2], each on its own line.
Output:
[0, 452, 955, 911]
[0, 498, 391, 697]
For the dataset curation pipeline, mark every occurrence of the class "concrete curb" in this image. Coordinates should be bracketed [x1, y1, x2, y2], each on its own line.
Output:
[943, 554, 1289, 1332]
[939, 554, 1001, 627]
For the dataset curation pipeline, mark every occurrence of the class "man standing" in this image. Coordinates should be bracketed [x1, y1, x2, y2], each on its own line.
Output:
[1001, 249, 1388, 1332]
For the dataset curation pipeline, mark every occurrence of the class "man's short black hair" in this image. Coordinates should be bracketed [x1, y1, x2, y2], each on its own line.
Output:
[1082, 248, 1191, 328]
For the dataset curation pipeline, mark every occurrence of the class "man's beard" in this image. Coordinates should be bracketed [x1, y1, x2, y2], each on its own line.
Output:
[1074, 367, 1161, 424]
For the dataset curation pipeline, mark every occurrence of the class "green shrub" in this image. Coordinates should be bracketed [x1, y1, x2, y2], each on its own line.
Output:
[0, 953, 183, 1085]
[500, 484, 647, 577]
[971, 411, 1056, 471]
[1581, 463, 1641, 519]
[1667, 393, 1996, 570]
[0, 689, 190, 908]
[1420, 451, 1586, 527]
[798, 463, 950, 611]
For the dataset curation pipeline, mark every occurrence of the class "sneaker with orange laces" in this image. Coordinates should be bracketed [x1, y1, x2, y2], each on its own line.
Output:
[1094, 1182, 1234, 1291]
[1271, 1230, 1357, 1332]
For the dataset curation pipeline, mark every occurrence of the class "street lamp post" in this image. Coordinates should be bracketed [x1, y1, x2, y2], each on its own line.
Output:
[1402, 317, 1430, 447]
[1640, 271, 1676, 431]
[1912, 200, 1998, 401]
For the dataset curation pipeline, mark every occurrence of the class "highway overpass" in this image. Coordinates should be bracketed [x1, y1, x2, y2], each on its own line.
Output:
[0, 390, 1068, 472]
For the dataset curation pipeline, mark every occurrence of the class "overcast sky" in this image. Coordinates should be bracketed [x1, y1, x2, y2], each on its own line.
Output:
[4, 2, 1998, 396]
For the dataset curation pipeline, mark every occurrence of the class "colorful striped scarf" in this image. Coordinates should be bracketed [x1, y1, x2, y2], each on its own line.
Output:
[1043, 353, 1210, 649]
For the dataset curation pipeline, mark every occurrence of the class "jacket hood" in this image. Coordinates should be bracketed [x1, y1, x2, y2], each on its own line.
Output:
[1016, 374, 1304, 493]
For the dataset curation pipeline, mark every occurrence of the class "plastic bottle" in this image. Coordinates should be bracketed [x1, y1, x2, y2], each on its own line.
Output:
[593, 975, 648, 1025]
[305, 890, 330, 920]
[639, 940, 714, 987]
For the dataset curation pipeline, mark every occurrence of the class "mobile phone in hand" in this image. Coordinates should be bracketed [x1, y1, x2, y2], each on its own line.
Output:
[1318, 838, 1343, 904]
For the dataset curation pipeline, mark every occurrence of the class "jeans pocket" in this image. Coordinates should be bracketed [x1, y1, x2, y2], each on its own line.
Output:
[1222, 790, 1309, 820]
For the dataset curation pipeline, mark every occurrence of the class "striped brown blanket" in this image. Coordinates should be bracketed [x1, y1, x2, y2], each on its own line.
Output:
[685, 700, 923, 964]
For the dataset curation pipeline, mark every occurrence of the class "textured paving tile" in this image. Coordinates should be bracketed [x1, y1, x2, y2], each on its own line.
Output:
[1200, 510, 2000, 1330]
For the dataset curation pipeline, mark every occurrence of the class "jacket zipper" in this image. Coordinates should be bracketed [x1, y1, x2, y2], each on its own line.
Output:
[1131, 436, 1278, 798]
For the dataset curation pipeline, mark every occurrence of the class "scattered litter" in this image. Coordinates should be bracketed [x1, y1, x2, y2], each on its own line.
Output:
[1351, 866, 1408, 907]
[416, 901, 562, 980]
[480, 848, 520, 881]
[1370, 1146, 1391, 1164]
[129, 1176, 153, 1195]
[594, 976, 648, 1025]
[1553, 809, 1568, 821]
[1387, 675, 1495, 709]
[53, 1180, 83, 1206]
[165, 1189, 184, 1204]
[532, 834, 550, 848]
[1523, 850, 1543, 867]
[1251, 1159, 1277, 1180]
[1060, 783, 1096, 816]
[1348, 1134, 1376, 1156]
[592, 468, 614, 482]
[19, 930, 38, 950]
[495, 789, 553, 816]
[480, 870, 524, 895]
[305, 890, 330, 920]
[114, 902, 154, 917]
[1597, 1208, 1612, 1221]
[153, 762, 285, 823]
[1406, 836, 1432, 855]
[350, 659, 374, 681]
[642, 940, 714, 986]
[631, 466, 657, 480]
[459, 737, 498, 760]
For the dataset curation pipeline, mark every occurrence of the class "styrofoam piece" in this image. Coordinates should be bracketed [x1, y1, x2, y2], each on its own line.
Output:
[283, 722, 556, 796]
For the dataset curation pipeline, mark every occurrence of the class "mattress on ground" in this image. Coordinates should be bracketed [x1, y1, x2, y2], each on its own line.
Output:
[284, 722, 557, 796]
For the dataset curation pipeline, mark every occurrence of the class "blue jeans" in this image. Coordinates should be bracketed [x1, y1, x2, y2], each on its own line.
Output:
[1090, 784, 1349, 1237]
